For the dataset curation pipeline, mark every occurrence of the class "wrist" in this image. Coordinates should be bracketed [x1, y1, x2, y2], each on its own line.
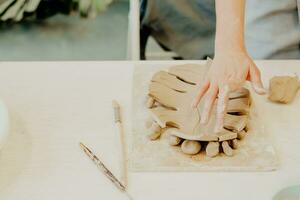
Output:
[215, 18, 246, 54]
[215, 38, 246, 56]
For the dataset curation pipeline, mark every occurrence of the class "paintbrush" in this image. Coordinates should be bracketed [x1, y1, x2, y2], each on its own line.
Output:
[112, 100, 128, 187]
[79, 142, 133, 200]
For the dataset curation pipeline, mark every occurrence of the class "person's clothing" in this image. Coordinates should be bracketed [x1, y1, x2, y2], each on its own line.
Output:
[140, 0, 216, 59]
[140, 0, 300, 60]
[246, 0, 300, 59]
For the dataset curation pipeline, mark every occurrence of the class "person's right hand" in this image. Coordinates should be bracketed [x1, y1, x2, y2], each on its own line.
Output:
[193, 50, 266, 133]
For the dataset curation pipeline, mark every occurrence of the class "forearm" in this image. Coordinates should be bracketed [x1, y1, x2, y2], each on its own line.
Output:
[194, 0, 265, 131]
[215, 0, 246, 54]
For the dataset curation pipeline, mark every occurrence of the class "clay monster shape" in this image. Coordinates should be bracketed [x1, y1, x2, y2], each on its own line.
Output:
[146, 63, 251, 157]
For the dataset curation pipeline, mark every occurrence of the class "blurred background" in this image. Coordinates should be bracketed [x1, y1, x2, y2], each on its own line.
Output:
[0, 0, 129, 61]
[2, 0, 298, 61]
[0, 0, 176, 61]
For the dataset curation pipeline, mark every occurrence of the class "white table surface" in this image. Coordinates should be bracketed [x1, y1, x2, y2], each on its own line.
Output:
[0, 60, 299, 200]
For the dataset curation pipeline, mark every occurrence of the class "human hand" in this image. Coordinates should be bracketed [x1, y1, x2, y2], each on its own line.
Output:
[192, 50, 266, 132]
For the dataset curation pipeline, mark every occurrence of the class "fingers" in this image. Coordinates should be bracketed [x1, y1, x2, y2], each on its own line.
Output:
[215, 85, 230, 132]
[192, 80, 210, 107]
[249, 62, 267, 94]
[200, 85, 218, 124]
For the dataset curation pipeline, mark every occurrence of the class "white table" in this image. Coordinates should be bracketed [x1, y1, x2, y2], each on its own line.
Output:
[0, 60, 299, 200]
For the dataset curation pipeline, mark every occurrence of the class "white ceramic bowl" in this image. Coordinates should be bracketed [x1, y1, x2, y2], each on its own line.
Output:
[0, 100, 9, 150]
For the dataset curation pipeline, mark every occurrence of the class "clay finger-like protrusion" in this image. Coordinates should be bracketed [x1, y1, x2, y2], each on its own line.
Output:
[149, 106, 179, 128]
[152, 71, 190, 92]
[224, 114, 248, 132]
[206, 142, 220, 157]
[181, 140, 201, 155]
[168, 64, 204, 85]
[229, 87, 250, 99]
[168, 135, 182, 146]
[231, 139, 239, 149]
[237, 130, 247, 140]
[147, 122, 161, 140]
[227, 97, 250, 115]
[222, 141, 233, 156]
[146, 97, 155, 108]
[217, 129, 237, 142]
[149, 82, 184, 109]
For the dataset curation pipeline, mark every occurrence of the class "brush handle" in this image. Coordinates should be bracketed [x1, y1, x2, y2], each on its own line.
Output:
[94, 157, 125, 191]
[112, 100, 128, 188]
[112, 100, 121, 123]
[80, 143, 125, 191]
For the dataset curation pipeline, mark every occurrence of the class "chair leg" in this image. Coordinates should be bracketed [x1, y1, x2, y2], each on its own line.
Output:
[140, 25, 151, 60]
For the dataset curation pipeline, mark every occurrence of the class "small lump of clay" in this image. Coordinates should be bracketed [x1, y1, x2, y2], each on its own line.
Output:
[206, 142, 220, 157]
[231, 139, 239, 149]
[181, 140, 201, 155]
[168, 135, 182, 146]
[222, 141, 233, 156]
[146, 97, 155, 108]
[147, 122, 161, 140]
[237, 129, 247, 140]
[148, 132, 161, 140]
[269, 76, 300, 104]
[149, 122, 161, 133]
